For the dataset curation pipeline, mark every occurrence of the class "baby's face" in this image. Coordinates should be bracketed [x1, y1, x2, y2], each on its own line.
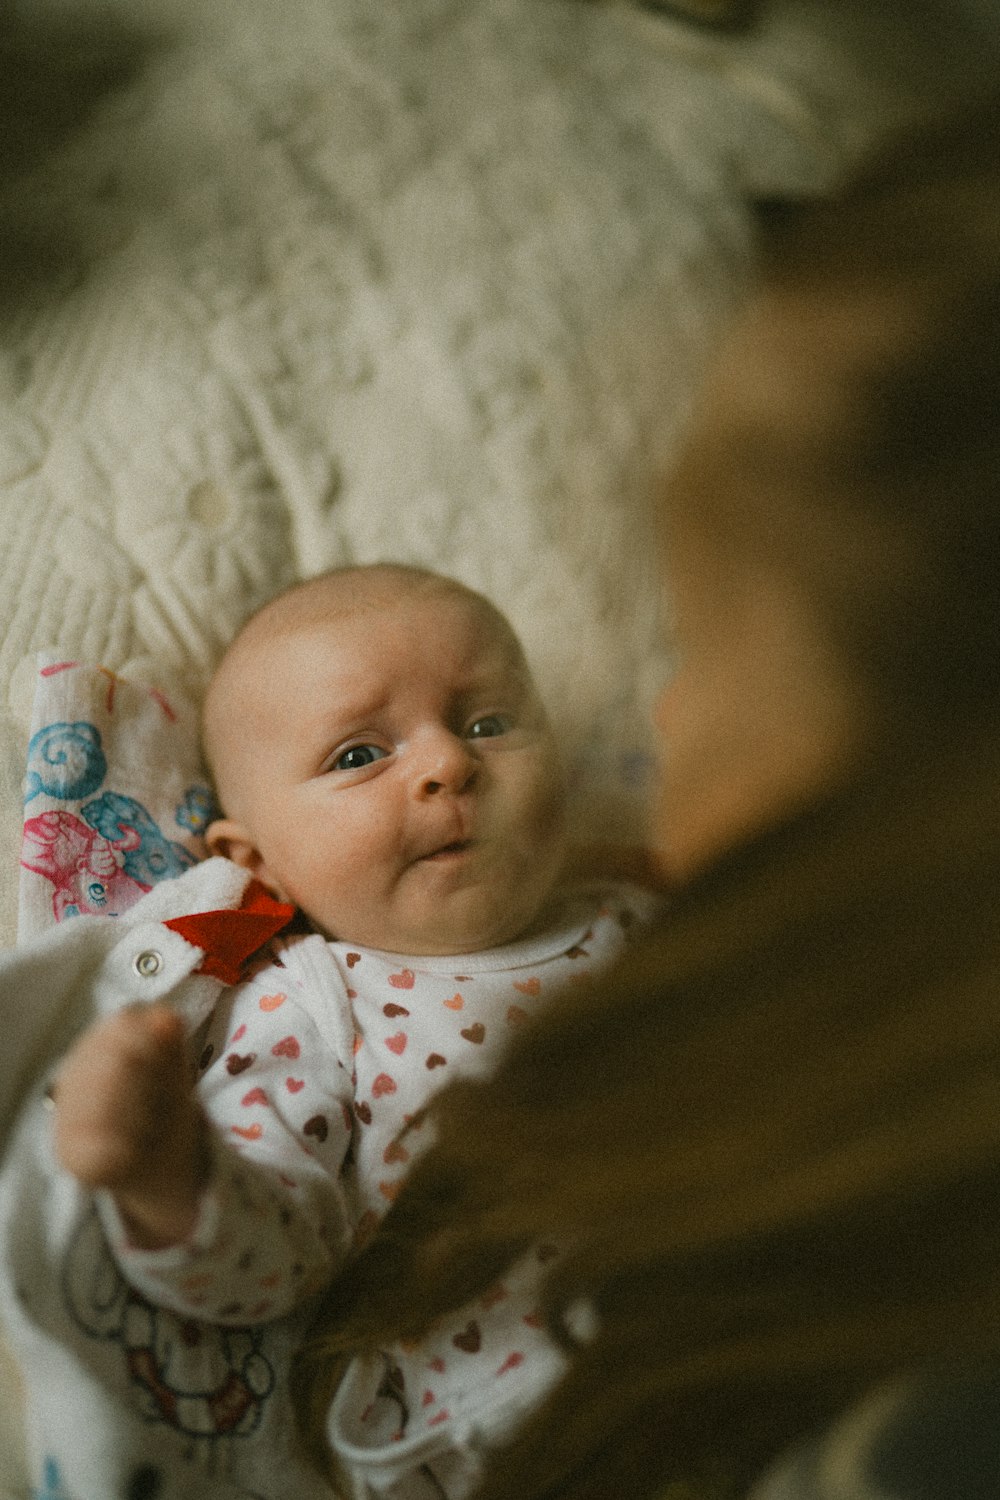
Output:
[208, 587, 566, 954]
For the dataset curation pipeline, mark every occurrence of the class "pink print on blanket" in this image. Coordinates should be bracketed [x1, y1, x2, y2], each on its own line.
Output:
[21, 762, 201, 920]
[20, 809, 150, 920]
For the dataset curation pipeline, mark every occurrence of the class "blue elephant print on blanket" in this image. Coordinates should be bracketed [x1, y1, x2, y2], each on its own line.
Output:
[81, 792, 197, 887]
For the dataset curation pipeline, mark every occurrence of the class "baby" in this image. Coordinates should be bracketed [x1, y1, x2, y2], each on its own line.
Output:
[51, 564, 655, 1498]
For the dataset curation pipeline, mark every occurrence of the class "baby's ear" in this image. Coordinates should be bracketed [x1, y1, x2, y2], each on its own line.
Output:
[204, 819, 289, 902]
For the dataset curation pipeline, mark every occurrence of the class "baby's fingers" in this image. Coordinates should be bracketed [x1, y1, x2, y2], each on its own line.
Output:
[53, 1003, 189, 1189]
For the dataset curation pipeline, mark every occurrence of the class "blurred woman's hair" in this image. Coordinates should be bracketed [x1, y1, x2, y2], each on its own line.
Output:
[670, 98, 1000, 740]
[293, 98, 1000, 1499]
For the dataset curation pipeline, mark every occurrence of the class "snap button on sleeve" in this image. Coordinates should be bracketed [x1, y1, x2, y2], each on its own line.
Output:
[133, 949, 164, 979]
[95, 924, 205, 1019]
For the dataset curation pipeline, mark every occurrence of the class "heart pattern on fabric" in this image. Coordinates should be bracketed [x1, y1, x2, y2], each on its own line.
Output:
[231, 1123, 263, 1141]
[198, 1044, 214, 1070]
[452, 1321, 482, 1354]
[194, 887, 640, 1423]
[231, 1024, 248, 1044]
[181, 1272, 214, 1293]
[226, 1053, 256, 1075]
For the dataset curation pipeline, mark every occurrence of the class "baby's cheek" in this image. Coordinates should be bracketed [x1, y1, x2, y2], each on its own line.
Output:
[298, 847, 387, 936]
[531, 766, 568, 844]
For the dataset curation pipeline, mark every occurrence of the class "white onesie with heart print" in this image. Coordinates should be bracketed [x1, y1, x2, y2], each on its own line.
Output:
[94, 878, 657, 1500]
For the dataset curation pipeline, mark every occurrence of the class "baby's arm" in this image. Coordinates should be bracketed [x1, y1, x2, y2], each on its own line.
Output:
[56, 971, 355, 1325]
[53, 1003, 208, 1249]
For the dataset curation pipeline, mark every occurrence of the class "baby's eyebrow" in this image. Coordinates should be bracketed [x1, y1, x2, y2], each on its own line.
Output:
[455, 678, 525, 712]
[302, 698, 391, 751]
[464, 651, 531, 689]
[318, 682, 393, 721]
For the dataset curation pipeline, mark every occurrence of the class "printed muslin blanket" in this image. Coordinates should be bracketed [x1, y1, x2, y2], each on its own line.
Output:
[18, 657, 212, 940]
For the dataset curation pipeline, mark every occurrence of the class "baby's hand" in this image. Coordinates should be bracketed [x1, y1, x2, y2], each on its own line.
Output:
[53, 1004, 209, 1249]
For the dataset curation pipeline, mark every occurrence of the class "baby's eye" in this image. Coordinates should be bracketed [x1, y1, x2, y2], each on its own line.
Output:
[466, 713, 513, 740]
[332, 744, 388, 772]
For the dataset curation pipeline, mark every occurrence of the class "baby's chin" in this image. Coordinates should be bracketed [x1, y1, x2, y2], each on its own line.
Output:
[309, 882, 562, 957]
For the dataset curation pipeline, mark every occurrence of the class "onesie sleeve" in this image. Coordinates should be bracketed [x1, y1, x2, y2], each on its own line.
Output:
[97, 959, 356, 1325]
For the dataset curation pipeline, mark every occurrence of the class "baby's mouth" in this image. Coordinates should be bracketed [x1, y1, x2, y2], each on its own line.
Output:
[417, 838, 475, 863]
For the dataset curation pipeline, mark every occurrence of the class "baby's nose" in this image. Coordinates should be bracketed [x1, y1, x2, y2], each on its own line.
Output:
[414, 731, 478, 798]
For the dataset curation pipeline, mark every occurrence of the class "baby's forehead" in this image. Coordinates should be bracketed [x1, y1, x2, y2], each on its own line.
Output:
[279, 569, 501, 627]
[280, 577, 514, 649]
[214, 576, 526, 705]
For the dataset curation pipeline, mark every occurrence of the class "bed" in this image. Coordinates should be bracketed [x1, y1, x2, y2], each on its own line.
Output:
[0, 0, 995, 1489]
